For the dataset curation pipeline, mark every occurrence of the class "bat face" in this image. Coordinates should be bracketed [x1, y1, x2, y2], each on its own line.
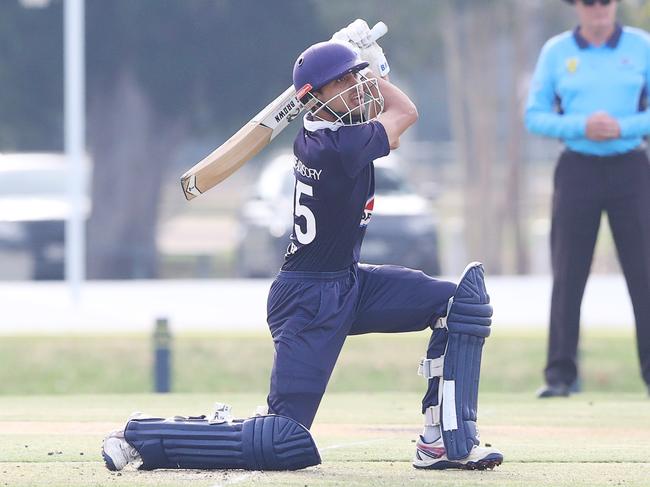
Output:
[180, 87, 302, 201]
[180, 122, 273, 200]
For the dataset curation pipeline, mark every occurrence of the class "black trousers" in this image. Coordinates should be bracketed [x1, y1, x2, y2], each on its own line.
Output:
[545, 148, 650, 387]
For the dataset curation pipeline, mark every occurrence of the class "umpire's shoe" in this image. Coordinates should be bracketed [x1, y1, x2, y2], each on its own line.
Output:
[413, 436, 503, 470]
[536, 383, 570, 398]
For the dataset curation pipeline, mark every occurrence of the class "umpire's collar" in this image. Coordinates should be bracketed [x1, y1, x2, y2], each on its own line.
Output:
[573, 23, 622, 49]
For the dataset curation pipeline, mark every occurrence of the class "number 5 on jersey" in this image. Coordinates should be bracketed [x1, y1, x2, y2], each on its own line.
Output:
[294, 180, 316, 244]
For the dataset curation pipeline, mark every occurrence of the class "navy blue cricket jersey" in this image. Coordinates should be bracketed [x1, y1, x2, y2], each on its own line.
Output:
[281, 115, 390, 272]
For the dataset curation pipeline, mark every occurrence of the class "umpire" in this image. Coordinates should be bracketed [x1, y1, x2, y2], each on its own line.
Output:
[526, 0, 650, 397]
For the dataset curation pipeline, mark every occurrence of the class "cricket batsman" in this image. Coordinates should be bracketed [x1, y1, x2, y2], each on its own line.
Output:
[102, 19, 503, 472]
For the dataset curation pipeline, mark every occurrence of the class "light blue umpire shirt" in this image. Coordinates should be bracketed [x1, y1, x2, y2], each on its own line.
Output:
[525, 24, 650, 156]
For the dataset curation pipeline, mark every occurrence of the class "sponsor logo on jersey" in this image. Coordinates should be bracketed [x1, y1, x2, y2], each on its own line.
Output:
[360, 195, 374, 226]
[294, 157, 323, 181]
[285, 242, 298, 257]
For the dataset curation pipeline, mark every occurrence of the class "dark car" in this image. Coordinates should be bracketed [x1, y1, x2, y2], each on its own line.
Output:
[0, 153, 88, 280]
[236, 152, 440, 277]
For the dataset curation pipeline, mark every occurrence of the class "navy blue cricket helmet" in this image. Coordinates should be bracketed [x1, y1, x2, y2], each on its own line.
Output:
[293, 41, 368, 100]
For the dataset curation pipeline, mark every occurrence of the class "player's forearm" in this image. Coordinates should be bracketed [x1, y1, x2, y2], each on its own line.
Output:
[377, 75, 417, 119]
[374, 74, 418, 148]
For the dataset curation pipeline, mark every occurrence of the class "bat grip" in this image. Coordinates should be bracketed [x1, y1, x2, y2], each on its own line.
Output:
[369, 22, 388, 42]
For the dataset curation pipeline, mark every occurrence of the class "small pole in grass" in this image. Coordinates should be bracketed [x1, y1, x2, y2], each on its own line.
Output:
[153, 317, 171, 393]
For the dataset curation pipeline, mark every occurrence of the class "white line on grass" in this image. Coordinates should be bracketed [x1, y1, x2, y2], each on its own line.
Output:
[321, 438, 387, 451]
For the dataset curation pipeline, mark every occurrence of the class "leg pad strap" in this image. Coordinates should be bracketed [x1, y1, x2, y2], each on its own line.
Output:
[424, 404, 440, 427]
[418, 357, 444, 379]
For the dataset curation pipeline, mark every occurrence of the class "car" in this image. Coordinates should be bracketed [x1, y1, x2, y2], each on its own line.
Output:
[235, 152, 441, 277]
[0, 153, 89, 280]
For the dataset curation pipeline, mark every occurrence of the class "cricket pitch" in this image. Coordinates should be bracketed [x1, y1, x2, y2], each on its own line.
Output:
[1, 392, 649, 486]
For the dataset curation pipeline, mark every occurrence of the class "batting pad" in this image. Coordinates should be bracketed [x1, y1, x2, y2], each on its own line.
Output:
[125, 414, 321, 471]
[440, 262, 492, 460]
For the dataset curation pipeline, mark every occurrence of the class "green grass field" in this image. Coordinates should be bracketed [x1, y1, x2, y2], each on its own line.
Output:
[1, 392, 649, 486]
[0, 329, 646, 394]
[1, 330, 648, 486]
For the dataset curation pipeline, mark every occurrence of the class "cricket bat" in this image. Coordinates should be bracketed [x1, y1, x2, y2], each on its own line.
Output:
[180, 22, 388, 201]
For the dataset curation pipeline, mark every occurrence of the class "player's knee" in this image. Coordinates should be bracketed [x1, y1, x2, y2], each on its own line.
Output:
[427, 280, 456, 328]
[447, 264, 492, 337]
[267, 392, 323, 429]
[269, 362, 328, 429]
[439, 280, 457, 302]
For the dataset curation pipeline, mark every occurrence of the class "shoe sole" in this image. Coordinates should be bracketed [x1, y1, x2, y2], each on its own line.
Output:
[102, 449, 118, 471]
[537, 392, 570, 398]
[414, 453, 503, 471]
[537, 385, 570, 398]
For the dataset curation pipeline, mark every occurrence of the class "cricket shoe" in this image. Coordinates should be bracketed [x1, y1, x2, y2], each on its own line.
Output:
[413, 436, 503, 470]
[102, 429, 140, 471]
[101, 412, 147, 471]
[536, 382, 570, 398]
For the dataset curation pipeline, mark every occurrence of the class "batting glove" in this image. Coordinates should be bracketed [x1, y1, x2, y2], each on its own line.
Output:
[359, 43, 390, 78]
[331, 19, 374, 49]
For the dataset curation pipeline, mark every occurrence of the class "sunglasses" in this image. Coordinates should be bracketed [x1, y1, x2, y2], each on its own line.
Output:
[581, 0, 614, 5]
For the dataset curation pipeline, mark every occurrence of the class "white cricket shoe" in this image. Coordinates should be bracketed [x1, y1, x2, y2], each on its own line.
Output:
[101, 412, 150, 471]
[101, 428, 140, 471]
[413, 436, 503, 470]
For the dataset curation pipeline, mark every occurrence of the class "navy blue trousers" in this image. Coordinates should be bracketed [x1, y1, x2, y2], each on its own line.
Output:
[546, 149, 650, 387]
[266, 263, 456, 429]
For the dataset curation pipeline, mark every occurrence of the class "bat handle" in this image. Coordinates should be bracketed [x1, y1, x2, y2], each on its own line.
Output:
[369, 21, 388, 42]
